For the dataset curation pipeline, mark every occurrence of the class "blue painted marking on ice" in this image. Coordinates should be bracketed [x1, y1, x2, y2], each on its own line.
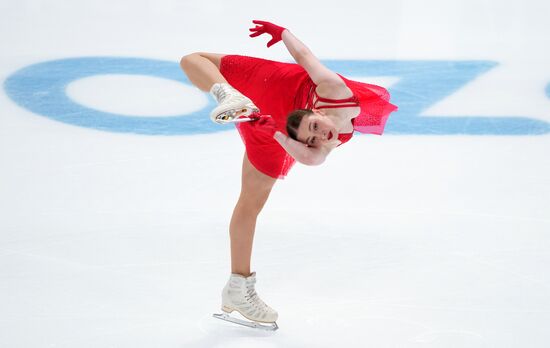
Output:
[3, 57, 218, 135]
[324, 60, 549, 135]
[4, 57, 549, 135]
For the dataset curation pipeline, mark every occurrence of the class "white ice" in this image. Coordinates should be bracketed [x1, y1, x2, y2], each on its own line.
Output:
[1, 0, 549, 347]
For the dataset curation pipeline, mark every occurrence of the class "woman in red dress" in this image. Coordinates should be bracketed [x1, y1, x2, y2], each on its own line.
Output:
[180, 20, 397, 329]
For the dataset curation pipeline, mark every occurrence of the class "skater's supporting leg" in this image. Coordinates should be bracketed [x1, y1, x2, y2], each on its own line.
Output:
[213, 144, 279, 331]
[229, 153, 276, 276]
[179, 52, 226, 92]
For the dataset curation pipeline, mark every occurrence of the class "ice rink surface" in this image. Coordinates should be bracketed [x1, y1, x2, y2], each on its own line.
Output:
[1, 0, 549, 347]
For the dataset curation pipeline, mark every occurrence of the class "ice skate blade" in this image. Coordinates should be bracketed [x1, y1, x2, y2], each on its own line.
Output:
[213, 312, 278, 331]
[219, 116, 257, 124]
[212, 107, 260, 124]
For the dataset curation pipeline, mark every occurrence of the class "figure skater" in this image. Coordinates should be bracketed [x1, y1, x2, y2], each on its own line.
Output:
[179, 20, 397, 330]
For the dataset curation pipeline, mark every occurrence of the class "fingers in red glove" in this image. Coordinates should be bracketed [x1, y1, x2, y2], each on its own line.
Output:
[249, 26, 264, 38]
[248, 20, 285, 48]
[250, 114, 278, 137]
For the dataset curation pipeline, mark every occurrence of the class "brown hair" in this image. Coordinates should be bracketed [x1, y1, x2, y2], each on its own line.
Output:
[286, 109, 313, 141]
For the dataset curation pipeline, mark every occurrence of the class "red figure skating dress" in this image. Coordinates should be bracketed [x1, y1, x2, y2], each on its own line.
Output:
[219, 55, 398, 179]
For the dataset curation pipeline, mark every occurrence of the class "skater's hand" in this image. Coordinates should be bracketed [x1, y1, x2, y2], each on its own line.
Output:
[251, 114, 278, 137]
[249, 20, 286, 48]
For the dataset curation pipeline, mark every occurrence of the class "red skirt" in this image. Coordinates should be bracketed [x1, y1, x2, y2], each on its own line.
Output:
[218, 55, 398, 179]
[219, 55, 311, 179]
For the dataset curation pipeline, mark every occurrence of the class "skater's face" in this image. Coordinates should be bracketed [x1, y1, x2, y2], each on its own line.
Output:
[296, 109, 338, 147]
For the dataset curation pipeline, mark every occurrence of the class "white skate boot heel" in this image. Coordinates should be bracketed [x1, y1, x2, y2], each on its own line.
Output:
[213, 272, 279, 331]
[209, 83, 260, 124]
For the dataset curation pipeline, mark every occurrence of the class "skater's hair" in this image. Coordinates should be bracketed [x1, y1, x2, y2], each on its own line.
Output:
[286, 109, 313, 141]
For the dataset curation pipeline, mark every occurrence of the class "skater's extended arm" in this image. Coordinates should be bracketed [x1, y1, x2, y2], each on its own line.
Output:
[281, 30, 345, 87]
[273, 131, 334, 166]
[249, 20, 346, 89]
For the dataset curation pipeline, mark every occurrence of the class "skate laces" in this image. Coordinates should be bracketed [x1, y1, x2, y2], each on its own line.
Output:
[245, 279, 269, 311]
[214, 85, 229, 103]
[215, 85, 246, 104]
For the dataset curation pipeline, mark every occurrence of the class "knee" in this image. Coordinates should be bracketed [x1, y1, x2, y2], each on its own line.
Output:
[179, 52, 200, 71]
[237, 199, 262, 217]
[236, 192, 272, 217]
[181, 51, 213, 70]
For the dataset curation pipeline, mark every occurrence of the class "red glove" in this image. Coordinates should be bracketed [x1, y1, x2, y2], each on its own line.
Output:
[250, 114, 278, 137]
[249, 20, 286, 48]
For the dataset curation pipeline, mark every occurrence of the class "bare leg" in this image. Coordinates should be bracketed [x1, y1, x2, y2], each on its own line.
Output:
[181, 53, 274, 276]
[180, 52, 227, 92]
[229, 154, 277, 276]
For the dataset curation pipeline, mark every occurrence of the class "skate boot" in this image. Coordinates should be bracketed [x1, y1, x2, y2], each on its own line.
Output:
[209, 83, 260, 124]
[213, 272, 279, 331]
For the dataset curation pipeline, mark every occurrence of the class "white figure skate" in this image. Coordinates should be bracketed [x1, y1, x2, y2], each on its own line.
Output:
[213, 272, 279, 331]
[209, 83, 260, 124]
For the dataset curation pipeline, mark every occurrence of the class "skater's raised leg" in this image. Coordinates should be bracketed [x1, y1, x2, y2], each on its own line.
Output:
[180, 52, 259, 123]
[179, 52, 226, 92]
